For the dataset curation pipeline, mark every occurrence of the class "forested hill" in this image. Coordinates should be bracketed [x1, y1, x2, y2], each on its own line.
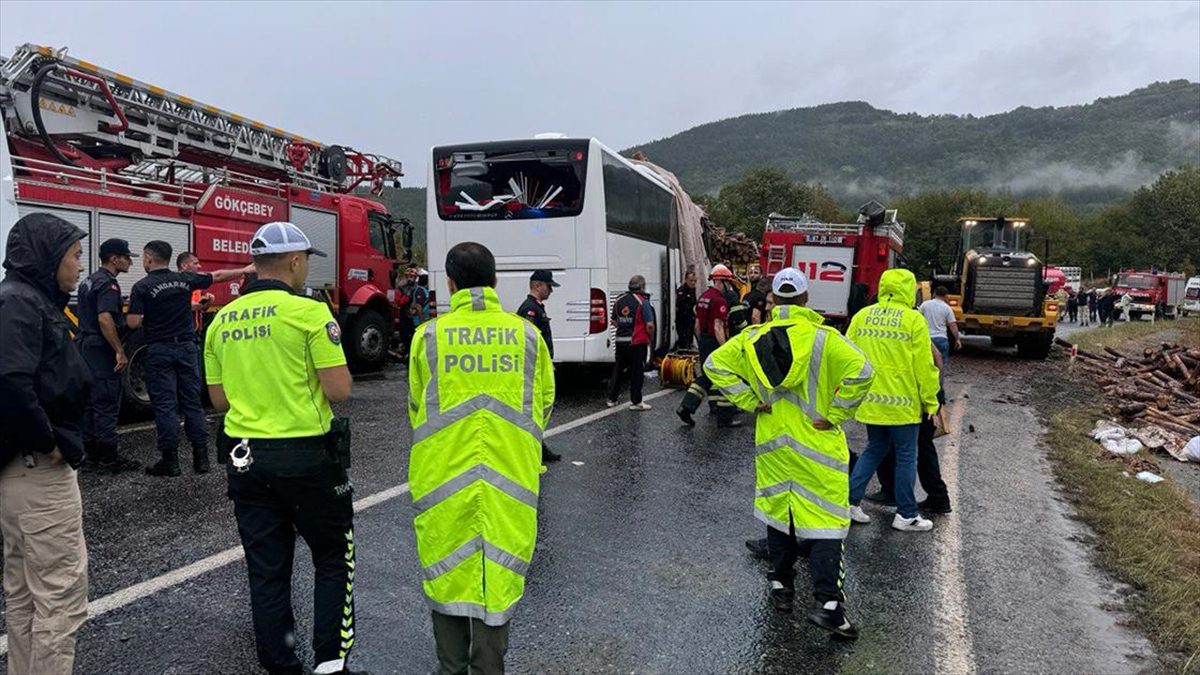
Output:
[630, 80, 1200, 210]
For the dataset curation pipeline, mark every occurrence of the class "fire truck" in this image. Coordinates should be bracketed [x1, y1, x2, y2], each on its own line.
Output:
[760, 201, 904, 327]
[1110, 269, 1188, 320]
[1, 44, 413, 411]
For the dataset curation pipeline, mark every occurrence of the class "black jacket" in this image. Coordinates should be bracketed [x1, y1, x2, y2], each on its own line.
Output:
[0, 213, 90, 467]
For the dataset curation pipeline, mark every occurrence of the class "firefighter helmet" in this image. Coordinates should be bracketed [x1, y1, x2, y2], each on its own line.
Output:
[709, 264, 734, 281]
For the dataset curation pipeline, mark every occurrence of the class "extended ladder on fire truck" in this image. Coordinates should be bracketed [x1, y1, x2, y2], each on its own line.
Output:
[762, 211, 905, 274]
[0, 43, 401, 194]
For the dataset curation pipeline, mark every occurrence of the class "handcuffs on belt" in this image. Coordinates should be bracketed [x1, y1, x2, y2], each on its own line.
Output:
[230, 438, 254, 473]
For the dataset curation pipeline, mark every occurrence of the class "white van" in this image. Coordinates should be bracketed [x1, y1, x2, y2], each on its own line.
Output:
[1183, 277, 1200, 317]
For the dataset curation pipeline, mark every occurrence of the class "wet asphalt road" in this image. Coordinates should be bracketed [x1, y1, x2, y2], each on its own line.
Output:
[0, 343, 1164, 674]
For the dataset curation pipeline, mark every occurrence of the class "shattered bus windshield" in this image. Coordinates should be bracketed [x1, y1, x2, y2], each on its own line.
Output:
[434, 143, 588, 220]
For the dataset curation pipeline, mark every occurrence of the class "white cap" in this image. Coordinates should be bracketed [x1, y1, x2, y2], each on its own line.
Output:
[249, 222, 327, 257]
[772, 267, 809, 298]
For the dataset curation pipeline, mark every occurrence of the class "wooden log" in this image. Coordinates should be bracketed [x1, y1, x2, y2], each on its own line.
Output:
[1172, 353, 1192, 381]
[1102, 346, 1128, 360]
[1145, 406, 1200, 433]
[1117, 402, 1147, 416]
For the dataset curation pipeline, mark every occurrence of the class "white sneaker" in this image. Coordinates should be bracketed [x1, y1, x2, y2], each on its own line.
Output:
[606, 400, 618, 408]
[892, 513, 934, 532]
[629, 402, 652, 411]
[849, 505, 871, 524]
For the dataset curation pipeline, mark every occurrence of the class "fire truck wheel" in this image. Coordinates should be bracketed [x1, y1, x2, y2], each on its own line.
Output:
[347, 310, 390, 372]
[120, 330, 154, 420]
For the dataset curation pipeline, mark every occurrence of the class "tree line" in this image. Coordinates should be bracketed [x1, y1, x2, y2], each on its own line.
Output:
[694, 164, 1200, 279]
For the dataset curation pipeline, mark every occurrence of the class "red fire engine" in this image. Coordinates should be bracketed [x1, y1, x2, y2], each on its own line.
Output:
[1110, 269, 1188, 320]
[1, 43, 413, 409]
[759, 201, 904, 326]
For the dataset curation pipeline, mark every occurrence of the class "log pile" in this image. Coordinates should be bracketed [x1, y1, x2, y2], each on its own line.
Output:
[1058, 337, 1200, 449]
[705, 220, 760, 266]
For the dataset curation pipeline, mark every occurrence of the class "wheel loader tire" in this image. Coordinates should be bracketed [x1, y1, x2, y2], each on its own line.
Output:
[1017, 333, 1053, 360]
[991, 336, 1017, 349]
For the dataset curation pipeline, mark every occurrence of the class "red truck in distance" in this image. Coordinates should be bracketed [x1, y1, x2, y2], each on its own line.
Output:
[1111, 270, 1188, 320]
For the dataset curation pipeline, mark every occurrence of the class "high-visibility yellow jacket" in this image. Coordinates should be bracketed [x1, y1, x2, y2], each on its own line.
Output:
[407, 286, 555, 625]
[705, 304, 874, 538]
[846, 269, 940, 425]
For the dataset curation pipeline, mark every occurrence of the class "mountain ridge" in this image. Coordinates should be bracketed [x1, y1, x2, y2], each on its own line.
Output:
[627, 80, 1200, 210]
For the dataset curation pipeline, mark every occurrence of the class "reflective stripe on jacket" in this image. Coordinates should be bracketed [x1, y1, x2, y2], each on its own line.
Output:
[846, 268, 940, 425]
[407, 286, 556, 625]
[704, 304, 874, 539]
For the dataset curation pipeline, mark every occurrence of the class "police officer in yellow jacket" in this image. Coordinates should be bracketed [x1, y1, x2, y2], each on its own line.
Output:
[845, 268, 941, 532]
[706, 268, 873, 639]
[204, 222, 358, 675]
[408, 242, 555, 674]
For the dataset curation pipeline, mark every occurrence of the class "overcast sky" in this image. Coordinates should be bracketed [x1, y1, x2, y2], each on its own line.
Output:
[2, 1, 1197, 185]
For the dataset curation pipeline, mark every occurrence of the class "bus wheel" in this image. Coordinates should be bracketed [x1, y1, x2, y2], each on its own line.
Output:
[120, 330, 154, 420]
[348, 310, 390, 372]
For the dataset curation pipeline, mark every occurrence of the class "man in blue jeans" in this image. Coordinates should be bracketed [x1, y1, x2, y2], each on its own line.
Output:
[127, 240, 252, 476]
[919, 286, 961, 368]
[844, 269, 942, 532]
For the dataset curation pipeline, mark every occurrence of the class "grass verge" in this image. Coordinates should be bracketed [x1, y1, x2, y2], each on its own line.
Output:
[1044, 361, 1200, 671]
[1046, 407, 1200, 670]
[1066, 316, 1200, 353]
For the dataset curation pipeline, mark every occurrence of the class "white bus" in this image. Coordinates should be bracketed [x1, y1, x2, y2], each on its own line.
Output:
[426, 137, 681, 363]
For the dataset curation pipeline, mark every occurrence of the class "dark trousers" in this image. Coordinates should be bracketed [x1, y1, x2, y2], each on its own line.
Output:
[608, 342, 648, 405]
[145, 341, 207, 463]
[1067, 305, 1078, 322]
[227, 445, 356, 672]
[767, 518, 845, 604]
[398, 317, 416, 358]
[679, 334, 733, 423]
[876, 417, 950, 508]
[672, 321, 695, 351]
[431, 611, 511, 675]
[79, 336, 121, 462]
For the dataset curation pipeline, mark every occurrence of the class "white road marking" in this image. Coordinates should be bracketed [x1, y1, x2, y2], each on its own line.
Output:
[544, 388, 674, 439]
[933, 384, 977, 674]
[0, 387, 682, 655]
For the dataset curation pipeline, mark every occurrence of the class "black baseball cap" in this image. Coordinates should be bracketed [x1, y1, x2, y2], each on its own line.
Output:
[530, 270, 560, 287]
[100, 238, 137, 259]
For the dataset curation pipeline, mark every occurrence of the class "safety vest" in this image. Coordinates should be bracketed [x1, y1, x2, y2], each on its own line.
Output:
[705, 304, 874, 538]
[407, 286, 555, 625]
[846, 269, 941, 425]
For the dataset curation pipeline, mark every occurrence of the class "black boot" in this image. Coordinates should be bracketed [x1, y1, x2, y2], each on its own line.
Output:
[98, 455, 142, 474]
[769, 581, 795, 612]
[676, 407, 695, 427]
[193, 447, 211, 474]
[145, 460, 181, 477]
[745, 538, 771, 561]
[541, 443, 561, 464]
[808, 601, 858, 640]
[918, 497, 952, 514]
